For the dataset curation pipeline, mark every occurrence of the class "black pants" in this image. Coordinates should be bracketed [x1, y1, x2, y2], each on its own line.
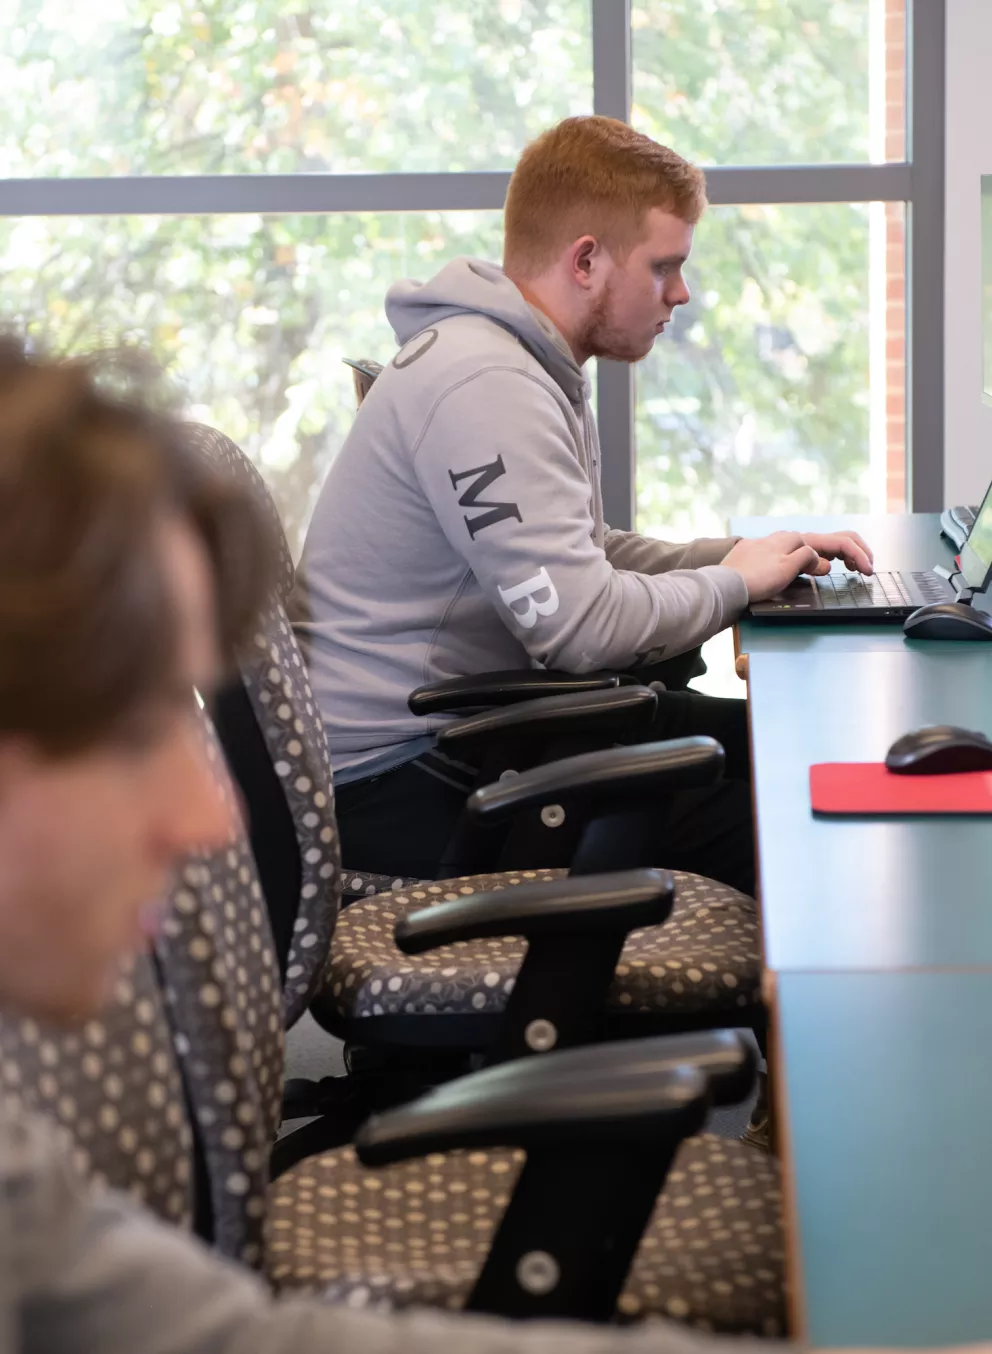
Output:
[336, 687, 755, 897]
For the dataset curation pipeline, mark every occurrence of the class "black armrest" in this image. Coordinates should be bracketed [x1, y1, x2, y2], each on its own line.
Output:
[354, 1032, 755, 1322]
[409, 669, 631, 716]
[436, 685, 657, 762]
[355, 1034, 712, 1166]
[478, 1028, 754, 1107]
[549, 1029, 756, 1107]
[467, 736, 724, 824]
[395, 867, 673, 953]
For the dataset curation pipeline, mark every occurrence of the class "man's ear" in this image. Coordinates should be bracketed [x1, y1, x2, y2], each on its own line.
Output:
[569, 235, 602, 290]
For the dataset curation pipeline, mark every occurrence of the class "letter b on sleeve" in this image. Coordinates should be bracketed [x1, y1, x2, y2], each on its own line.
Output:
[497, 568, 561, 630]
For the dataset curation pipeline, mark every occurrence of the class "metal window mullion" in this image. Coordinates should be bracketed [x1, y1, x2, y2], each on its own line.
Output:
[0, 171, 513, 217]
[593, 0, 631, 123]
[593, 0, 635, 529]
[0, 164, 911, 219]
[704, 162, 910, 205]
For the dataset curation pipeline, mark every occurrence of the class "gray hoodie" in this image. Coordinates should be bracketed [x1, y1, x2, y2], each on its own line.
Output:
[292, 258, 747, 781]
[0, 1098, 785, 1354]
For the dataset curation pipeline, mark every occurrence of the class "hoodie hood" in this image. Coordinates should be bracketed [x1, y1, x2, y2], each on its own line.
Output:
[386, 256, 588, 406]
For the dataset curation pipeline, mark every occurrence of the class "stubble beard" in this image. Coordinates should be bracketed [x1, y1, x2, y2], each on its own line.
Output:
[576, 283, 655, 364]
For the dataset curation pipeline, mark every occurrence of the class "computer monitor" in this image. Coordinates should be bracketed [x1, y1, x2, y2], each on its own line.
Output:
[960, 476, 992, 593]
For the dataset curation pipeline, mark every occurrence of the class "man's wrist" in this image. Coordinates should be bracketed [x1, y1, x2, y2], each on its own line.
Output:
[710, 562, 750, 608]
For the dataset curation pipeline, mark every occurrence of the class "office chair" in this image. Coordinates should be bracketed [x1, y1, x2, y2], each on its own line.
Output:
[0, 953, 195, 1229]
[172, 771, 779, 1334]
[343, 355, 384, 407]
[186, 424, 763, 1104]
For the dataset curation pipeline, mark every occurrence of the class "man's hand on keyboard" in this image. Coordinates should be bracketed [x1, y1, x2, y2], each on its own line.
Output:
[720, 532, 823, 601]
[801, 531, 874, 577]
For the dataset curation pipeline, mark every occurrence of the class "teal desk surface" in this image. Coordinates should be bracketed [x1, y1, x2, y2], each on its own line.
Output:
[729, 512, 992, 654]
[733, 513, 992, 1347]
[750, 645, 992, 971]
[779, 971, 992, 1347]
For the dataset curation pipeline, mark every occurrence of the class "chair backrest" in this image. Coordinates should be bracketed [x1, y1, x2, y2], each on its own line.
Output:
[0, 711, 286, 1266]
[152, 725, 285, 1266]
[183, 422, 342, 1027]
[0, 717, 288, 1266]
[343, 356, 383, 407]
[0, 952, 195, 1227]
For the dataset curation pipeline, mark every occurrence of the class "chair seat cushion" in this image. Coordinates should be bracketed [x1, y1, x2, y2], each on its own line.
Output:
[321, 870, 761, 1026]
[342, 869, 425, 902]
[265, 1134, 785, 1335]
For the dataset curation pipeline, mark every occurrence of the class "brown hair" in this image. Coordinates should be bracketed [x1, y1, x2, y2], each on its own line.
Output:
[0, 340, 275, 754]
[503, 115, 707, 278]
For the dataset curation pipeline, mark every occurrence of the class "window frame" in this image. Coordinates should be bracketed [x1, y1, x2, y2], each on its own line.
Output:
[0, 0, 944, 526]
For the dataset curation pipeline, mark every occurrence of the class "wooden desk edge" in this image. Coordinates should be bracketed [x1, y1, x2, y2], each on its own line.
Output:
[747, 645, 801, 1337]
[732, 624, 748, 680]
[766, 971, 808, 1341]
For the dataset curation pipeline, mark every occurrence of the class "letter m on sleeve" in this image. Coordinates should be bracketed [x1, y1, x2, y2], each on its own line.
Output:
[448, 456, 523, 539]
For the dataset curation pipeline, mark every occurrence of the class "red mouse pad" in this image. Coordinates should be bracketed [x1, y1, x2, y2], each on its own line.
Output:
[810, 762, 992, 815]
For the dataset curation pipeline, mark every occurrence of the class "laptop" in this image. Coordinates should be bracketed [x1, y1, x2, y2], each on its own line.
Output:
[748, 478, 992, 624]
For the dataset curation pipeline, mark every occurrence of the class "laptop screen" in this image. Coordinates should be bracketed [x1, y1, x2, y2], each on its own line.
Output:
[960, 479, 992, 593]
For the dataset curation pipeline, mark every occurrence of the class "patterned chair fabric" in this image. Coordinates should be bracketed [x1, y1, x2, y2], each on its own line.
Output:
[318, 869, 762, 1037]
[0, 953, 194, 1228]
[0, 711, 289, 1267]
[265, 1135, 786, 1336]
[182, 422, 341, 1027]
[157, 848, 283, 1265]
[341, 867, 425, 902]
[153, 722, 287, 1266]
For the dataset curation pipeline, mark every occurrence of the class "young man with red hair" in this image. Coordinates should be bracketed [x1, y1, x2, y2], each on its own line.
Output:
[294, 116, 872, 890]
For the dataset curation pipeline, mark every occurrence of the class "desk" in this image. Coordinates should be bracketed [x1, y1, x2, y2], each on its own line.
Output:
[731, 512, 992, 1346]
[779, 971, 992, 1347]
[750, 647, 992, 971]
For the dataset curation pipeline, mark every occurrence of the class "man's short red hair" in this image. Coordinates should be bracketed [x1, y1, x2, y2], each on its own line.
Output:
[503, 116, 707, 278]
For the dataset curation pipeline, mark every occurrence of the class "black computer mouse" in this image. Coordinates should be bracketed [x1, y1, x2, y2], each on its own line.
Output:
[903, 601, 992, 640]
[885, 725, 992, 774]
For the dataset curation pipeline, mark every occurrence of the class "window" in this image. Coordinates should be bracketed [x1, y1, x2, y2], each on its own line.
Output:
[632, 0, 905, 166]
[0, 1, 592, 175]
[636, 202, 907, 539]
[0, 208, 503, 554]
[629, 0, 914, 531]
[0, 0, 941, 549]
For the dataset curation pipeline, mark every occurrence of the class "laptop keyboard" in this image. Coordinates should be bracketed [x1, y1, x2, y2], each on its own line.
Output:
[814, 570, 951, 609]
[815, 570, 913, 609]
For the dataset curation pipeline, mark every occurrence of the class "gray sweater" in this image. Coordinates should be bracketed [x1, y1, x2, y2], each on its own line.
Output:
[0, 1100, 783, 1354]
[292, 258, 746, 780]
